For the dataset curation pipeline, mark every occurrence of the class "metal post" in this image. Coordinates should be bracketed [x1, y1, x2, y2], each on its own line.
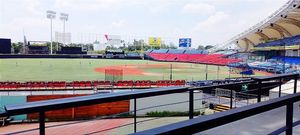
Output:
[39, 111, 45, 135]
[283, 44, 286, 74]
[189, 90, 194, 119]
[205, 65, 208, 80]
[230, 90, 233, 109]
[50, 18, 53, 55]
[217, 66, 220, 80]
[294, 75, 297, 94]
[134, 98, 137, 133]
[63, 20, 65, 45]
[170, 64, 173, 80]
[257, 80, 262, 102]
[279, 78, 282, 97]
[229, 67, 231, 79]
[286, 103, 293, 135]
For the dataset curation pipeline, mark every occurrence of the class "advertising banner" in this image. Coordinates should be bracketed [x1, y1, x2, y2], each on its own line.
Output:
[148, 37, 162, 46]
[179, 38, 191, 47]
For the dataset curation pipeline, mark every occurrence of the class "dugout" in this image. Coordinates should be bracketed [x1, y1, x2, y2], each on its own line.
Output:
[105, 50, 125, 59]
[57, 47, 87, 54]
[28, 46, 49, 54]
[27, 41, 49, 54]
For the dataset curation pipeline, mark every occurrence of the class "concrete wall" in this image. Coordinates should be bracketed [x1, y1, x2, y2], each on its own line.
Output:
[0, 96, 27, 120]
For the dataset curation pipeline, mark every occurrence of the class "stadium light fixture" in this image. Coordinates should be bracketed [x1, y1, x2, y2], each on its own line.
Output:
[46, 10, 56, 54]
[60, 13, 69, 45]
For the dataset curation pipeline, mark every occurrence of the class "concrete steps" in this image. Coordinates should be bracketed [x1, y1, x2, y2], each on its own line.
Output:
[214, 104, 230, 112]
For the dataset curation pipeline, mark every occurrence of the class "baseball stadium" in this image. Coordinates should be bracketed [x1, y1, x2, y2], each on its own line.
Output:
[1, 0, 300, 135]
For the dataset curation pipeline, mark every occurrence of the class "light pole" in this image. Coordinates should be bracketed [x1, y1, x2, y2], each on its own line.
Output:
[46, 10, 56, 54]
[60, 13, 69, 46]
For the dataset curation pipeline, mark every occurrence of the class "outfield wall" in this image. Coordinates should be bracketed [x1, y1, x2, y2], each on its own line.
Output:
[0, 54, 142, 59]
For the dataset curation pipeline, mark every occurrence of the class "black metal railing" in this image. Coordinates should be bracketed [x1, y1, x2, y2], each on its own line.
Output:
[134, 73, 299, 135]
[0, 73, 298, 135]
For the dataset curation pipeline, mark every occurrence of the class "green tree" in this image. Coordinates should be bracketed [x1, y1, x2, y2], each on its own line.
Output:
[46, 42, 61, 52]
[168, 42, 177, 49]
[11, 42, 23, 54]
[197, 45, 205, 50]
[205, 45, 214, 50]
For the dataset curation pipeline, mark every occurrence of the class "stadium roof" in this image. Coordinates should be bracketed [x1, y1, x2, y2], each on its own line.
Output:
[217, 0, 300, 52]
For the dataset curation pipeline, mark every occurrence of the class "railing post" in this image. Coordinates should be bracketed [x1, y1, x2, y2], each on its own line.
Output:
[189, 89, 194, 119]
[294, 75, 297, 94]
[230, 90, 233, 109]
[279, 78, 282, 97]
[286, 103, 293, 135]
[39, 111, 45, 135]
[257, 80, 262, 103]
[134, 98, 137, 133]
[205, 64, 208, 80]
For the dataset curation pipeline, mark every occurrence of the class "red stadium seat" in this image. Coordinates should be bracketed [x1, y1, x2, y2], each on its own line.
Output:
[148, 52, 241, 66]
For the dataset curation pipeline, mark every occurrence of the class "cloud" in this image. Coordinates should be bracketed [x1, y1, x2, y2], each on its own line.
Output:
[182, 3, 215, 15]
[0, 0, 291, 46]
[111, 19, 128, 28]
[54, 0, 121, 11]
[0, 0, 47, 41]
[193, 12, 229, 31]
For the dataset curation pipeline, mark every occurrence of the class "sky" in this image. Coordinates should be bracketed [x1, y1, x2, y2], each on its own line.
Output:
[0, 0, 289, 48]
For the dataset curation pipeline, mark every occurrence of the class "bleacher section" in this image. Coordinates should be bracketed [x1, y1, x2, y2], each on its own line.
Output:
[151, 49, 169, 54]
[0, 80, 186, 90]
[187, 78, 251, 87]
[271, 56, 300, 65]
[227, 53, 250, 61]
[168, 49, 185, 54]
[229, 57, 300, 74]
[185, 49, 207, 54]
[256, 34, 300, 49]
[214, 50, 236, 55]
[147, 49, 241, 66]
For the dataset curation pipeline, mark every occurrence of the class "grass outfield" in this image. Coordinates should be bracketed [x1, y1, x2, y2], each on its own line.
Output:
[0, 59, 264, 82]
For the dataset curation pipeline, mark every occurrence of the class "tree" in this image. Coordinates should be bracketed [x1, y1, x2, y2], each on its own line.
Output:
[205, 45, 214, 50]
[46, 42, 61, 52]
[105, 45, 117, 50]
[197, 45, 205, 50]
[11, 42, 23, 54]
[168, 42, 177, 49]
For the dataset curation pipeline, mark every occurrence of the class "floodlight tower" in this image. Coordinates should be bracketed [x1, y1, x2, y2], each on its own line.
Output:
[46, 10, 56, 54]
[60, 13, 69, 45]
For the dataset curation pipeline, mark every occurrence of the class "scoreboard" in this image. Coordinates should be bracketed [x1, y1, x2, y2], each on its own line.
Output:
[179, 38, 191, 47]
[0, 38, 11, 54]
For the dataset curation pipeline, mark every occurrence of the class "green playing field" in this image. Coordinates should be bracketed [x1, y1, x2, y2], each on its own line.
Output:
[0, 59, 261, 82]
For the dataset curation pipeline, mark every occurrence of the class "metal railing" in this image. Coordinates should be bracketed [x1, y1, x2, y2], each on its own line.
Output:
[134, 73, 299, 135]
[0, 73, 298, 135]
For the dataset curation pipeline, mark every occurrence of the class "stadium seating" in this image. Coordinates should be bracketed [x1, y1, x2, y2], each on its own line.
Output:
[151, 49, 169, 54]
[135, 80, 152, 87]
[256, 34, 300, 48]
[93, 81, 111, 87]
[271, 56, 300, 65]
[168, 49, 185, 54]
[0, 80, 186, 90]
[146, 49, 241, 66]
